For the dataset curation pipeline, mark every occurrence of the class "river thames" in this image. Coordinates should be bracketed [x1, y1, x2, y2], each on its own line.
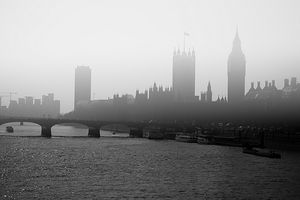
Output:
[0, 123, 300, 199]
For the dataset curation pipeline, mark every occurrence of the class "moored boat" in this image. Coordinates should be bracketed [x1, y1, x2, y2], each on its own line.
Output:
[243, 147, 281, 159]
[197, 135, 214, 144]
[143, 127, 164, 139]
[175, 134, 197, 143]
[213, 136, 243, 147]
[197, 135, 243, 146]
[6, 126, 14, 133]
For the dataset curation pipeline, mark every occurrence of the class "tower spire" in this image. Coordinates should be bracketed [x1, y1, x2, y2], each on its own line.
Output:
[227, 28, 246, 103]
[232, 27, 241, 52]
[207, 81, 212, 102]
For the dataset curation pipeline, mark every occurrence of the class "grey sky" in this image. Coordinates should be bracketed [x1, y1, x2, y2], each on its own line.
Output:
[0, 0, 299, 113]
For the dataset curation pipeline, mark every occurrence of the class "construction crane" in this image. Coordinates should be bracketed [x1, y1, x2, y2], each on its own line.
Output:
[0, 92, 17, 102]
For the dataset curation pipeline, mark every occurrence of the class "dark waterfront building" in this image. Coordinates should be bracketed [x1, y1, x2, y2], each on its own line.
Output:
[227, 30, 246, 104]
[172, 49, 196, 102]
[74, 66, 91, 111]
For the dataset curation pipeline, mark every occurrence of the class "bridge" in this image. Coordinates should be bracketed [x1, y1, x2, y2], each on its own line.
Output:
[0, 117, 188, 138]
[0, 117, 149, 138]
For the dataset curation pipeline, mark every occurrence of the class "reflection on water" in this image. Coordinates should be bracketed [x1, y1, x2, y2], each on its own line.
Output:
[0, 122, 129, 137]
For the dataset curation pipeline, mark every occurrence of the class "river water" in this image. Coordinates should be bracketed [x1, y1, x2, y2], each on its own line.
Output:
[0, 123, 300, 199]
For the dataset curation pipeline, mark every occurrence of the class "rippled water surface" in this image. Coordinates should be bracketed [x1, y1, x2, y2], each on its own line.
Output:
[0, 123, 300, 199]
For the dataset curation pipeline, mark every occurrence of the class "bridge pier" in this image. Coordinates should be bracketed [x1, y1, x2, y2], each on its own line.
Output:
[41, 126, 51, 138]
[88, 127, 100, 138]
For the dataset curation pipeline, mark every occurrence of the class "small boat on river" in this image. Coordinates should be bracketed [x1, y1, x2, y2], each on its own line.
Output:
[6, 126, 14, 133]
[243, 147, 281, 159]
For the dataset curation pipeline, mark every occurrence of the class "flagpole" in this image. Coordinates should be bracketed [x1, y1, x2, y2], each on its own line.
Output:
[183, 33, 185, 52]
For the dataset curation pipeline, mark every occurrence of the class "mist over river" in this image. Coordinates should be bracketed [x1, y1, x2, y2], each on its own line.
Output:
[0, 123, 300, 199]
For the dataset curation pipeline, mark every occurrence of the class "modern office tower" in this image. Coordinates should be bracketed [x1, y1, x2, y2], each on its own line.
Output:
[48, 93, 54, 102]
[18, 98, 25, 105]
[172, 49, 196, 102]
[34, 99, 41, 106]
[291, 77, 297, 88]
[227, 30, 246, 104]
[42, 95, 49, 105]
[7, 93, 60, 118]
[74, 66, 91, 110]
[25, 96, 34, 105]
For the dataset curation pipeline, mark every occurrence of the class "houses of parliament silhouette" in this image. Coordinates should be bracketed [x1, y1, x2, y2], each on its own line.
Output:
[1, 30, 299, 123]
[69, 30, 299, 124]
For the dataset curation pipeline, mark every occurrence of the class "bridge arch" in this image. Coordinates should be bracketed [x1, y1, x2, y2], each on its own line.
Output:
[100, 123, 131, 137]
[0, 120, 43, 127]
[0, 121, 42, 136]
[50, 123, 89, 137]
[0, 117, 147, 138]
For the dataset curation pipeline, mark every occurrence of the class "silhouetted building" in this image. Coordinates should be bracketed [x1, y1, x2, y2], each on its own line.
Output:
[18, 98, 25, 105]
[207, 82, 212, 102]
[245, 77, 300, 102]
[200, 92, 206, 102]
[149, 83, 174, 104]
[34, 99, 41, 106]
[216, 96, 227, 104]
[25, 96, 33, 105]
[200, 82, 213, 103]
[173, 49, 196, 102]
[113, 94, 134, 105]
[135, 90, 148, 104]
[227, 30, 246, 104]
[246, 80, 280, 101]
[282, 77, 300, 99]
[74, 66, 91, 111]
[7, 93, 60, 118]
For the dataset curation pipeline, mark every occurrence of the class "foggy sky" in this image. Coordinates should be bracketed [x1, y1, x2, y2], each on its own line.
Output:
[0, 0, 299, 113]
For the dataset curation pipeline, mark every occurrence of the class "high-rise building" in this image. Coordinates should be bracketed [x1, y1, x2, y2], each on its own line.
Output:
[25, 96, 33, 105]
[74, 66, 91, 110]
[227, 30, 246, 104]
[172, 49, 195, 102]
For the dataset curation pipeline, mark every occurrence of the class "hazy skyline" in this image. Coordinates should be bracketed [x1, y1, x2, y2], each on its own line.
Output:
[0, 0, 299, 113]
